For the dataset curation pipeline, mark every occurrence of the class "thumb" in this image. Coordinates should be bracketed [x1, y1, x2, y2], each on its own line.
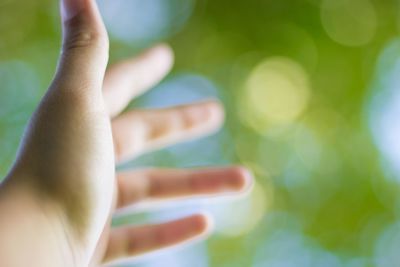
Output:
[54, 0, 109, 94]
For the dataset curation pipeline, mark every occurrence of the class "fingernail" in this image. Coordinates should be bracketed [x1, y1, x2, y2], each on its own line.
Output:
[61, 0, 85, 21]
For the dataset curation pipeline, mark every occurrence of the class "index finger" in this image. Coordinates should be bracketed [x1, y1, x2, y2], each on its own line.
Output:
[103, 44, 174, 117]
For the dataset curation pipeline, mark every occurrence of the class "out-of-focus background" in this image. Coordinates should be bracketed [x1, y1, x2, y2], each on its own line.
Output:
[1, 0, 400, 266]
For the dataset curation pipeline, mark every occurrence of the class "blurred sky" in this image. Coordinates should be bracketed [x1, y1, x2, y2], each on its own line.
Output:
[1, 0, 400, 266]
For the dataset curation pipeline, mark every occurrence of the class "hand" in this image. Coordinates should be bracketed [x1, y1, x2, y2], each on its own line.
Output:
[0, 0, 253, 266]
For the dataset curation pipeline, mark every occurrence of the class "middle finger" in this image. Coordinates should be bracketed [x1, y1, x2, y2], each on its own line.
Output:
[111, 100, 224, 163]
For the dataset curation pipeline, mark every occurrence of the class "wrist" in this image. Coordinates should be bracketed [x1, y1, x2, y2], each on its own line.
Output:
[0, 175, 84, 267]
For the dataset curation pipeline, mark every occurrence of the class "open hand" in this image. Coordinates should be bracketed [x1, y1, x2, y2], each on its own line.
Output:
[0, 0, 252, 266]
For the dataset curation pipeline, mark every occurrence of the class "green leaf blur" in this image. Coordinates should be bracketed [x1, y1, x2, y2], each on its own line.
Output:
[1, 0, 400, 266]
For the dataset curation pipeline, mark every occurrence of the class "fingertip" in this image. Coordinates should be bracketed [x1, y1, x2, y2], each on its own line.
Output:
[199, 212, 215, 235]
[154, 43, 175, 63]
[61, 0, 86, 22]
[187, 213, 214, 238]
[147, 43, 175, 75]
[206, 99, 225, 118]
[200, 100, 225, 129]
[228, 166, 255, 193]
[176, 100, 224, 131]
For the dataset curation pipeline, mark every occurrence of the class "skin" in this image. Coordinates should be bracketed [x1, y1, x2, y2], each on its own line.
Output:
[0, 0, 253, 266]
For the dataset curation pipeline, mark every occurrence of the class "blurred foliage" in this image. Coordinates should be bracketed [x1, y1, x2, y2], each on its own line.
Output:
[2, 0, 400, 266]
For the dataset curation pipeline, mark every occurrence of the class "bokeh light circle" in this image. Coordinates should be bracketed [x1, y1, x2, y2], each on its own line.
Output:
[209, 181, 271, 237]
[98, 0, 195, 45]
[253, 229, 342, 267]
[367, 39, 400, 183]
[321, 0, 377, 46]
[241, 57, 311, 133]
[374, 222, 400, 267]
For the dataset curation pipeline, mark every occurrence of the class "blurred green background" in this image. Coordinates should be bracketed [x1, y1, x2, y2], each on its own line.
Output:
[2, 0, 400, 266]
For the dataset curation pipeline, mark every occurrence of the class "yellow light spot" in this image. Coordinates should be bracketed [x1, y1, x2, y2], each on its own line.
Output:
[241, 57, 311, 133]
[216, 182, 272, 237]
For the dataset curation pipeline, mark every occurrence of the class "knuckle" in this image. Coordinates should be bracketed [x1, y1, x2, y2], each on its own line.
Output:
[181, 109, 197, 129]
[62, 16, 109, 53]
[63, 28, 108, 52]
